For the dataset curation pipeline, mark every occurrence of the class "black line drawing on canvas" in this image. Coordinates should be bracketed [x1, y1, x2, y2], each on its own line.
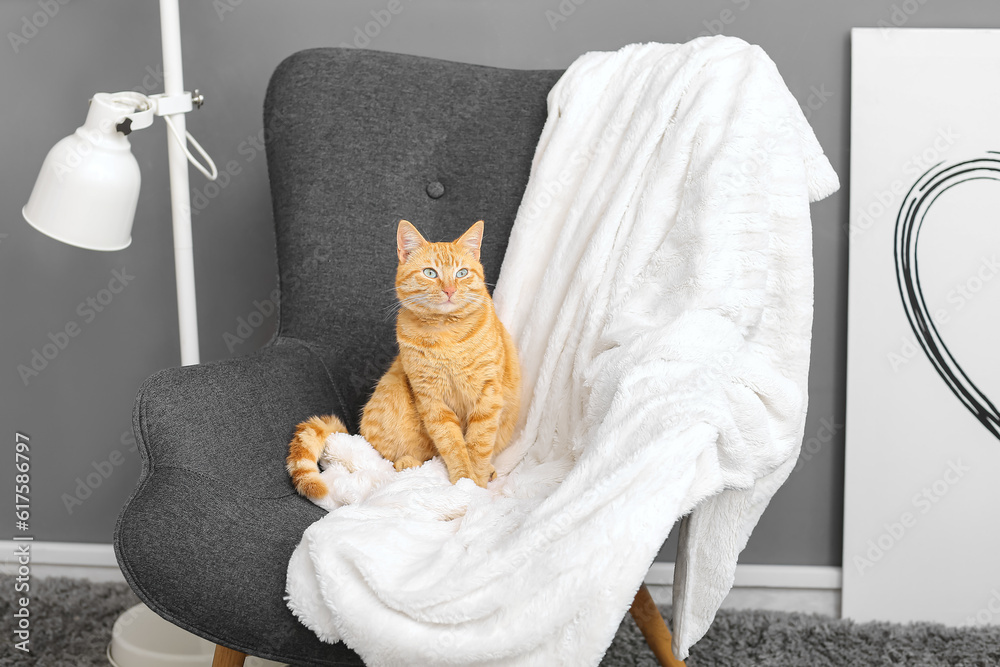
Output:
[893, 153, 1000, 441]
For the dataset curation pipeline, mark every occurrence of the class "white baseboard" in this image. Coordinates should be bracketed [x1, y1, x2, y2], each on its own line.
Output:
[645, 562, 842, 617]
[1, 541, 843, 615]
[1, 540, 125, 584]
[645, 562, 842, 588]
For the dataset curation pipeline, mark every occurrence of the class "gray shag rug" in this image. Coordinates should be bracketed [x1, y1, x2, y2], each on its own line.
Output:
[2, 576, 999, 666]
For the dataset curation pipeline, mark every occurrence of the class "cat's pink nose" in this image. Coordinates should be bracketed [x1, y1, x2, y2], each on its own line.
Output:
[443, 286, 456, 299]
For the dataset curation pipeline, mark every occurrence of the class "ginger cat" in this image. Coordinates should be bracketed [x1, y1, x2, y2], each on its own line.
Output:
[287, 219, 521, 498]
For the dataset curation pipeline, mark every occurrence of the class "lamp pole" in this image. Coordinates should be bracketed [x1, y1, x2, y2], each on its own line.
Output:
[109, 2, 207, 661]
[159, 0, 200, 366]
[22, 0, 213, 368]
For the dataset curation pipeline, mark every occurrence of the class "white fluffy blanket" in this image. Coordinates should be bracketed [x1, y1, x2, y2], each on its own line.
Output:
[286, 36, 838, 665]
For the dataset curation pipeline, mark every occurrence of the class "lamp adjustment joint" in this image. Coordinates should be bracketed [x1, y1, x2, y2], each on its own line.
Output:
[150, 90, 204, 117]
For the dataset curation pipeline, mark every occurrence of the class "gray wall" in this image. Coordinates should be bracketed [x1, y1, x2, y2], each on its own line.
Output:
[2, 0, 997, 565]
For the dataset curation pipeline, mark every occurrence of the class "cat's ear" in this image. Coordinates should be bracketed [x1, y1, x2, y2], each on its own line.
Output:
[397, 219, 427, 264]
[455, 220, 484, 262]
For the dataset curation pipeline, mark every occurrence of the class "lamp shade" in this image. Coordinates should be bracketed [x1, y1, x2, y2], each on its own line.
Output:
[23, 92, 145, 251]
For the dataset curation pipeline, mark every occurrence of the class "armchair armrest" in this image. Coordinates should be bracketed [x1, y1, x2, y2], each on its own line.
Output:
[128, 335, 348, 498]
[114, 336, 363, 666]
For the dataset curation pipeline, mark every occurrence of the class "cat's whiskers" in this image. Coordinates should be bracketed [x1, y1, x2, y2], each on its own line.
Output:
[461, 293, 488, 306]
[388, 294, 435, 319]
[383, 294, 425, 321]
[291, 219, 520, 498]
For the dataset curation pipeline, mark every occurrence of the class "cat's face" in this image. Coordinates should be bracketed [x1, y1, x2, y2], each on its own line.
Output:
[395, 219, 488, 317]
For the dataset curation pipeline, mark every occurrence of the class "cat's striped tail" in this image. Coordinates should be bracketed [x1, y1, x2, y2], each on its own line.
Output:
[286, 415, 347, 500]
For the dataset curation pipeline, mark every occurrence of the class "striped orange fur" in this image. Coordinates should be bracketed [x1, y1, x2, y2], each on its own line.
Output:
[286, 414, 347, 499]
[287, 219, 521, 496]
[364, 219, 520, 487]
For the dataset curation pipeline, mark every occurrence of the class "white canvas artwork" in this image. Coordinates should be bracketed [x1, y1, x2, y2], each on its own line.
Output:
[844, 28, 1000, 625]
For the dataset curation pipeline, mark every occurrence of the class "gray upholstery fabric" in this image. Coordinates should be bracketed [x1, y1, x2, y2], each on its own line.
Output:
[267, 48, 561, 432]
[115, 49, 562, 665]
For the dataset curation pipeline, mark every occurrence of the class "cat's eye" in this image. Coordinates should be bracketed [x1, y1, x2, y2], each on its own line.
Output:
[423, 268, 437, 278]
[456, 268, 468, 278]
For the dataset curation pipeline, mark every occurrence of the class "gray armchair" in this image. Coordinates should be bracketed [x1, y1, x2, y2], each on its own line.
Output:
[114, 48, 682, 667]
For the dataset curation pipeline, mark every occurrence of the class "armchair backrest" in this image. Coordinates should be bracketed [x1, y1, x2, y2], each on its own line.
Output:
[264, 48, 561, 429]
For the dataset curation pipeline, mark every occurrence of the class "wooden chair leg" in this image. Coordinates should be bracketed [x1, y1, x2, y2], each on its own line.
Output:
[629, 584, 686, 667]
[212, 644, 247, 667]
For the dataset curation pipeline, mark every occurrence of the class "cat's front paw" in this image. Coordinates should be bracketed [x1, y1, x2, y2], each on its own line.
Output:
[448, 466, 473, 485]
[394, 455, 423, 471]
[469, 464, 495, 489]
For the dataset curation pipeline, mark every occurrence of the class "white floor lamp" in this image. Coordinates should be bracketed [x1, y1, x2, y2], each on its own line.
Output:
[23, 0, 214, 367]
[21, 0, 231, 663]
